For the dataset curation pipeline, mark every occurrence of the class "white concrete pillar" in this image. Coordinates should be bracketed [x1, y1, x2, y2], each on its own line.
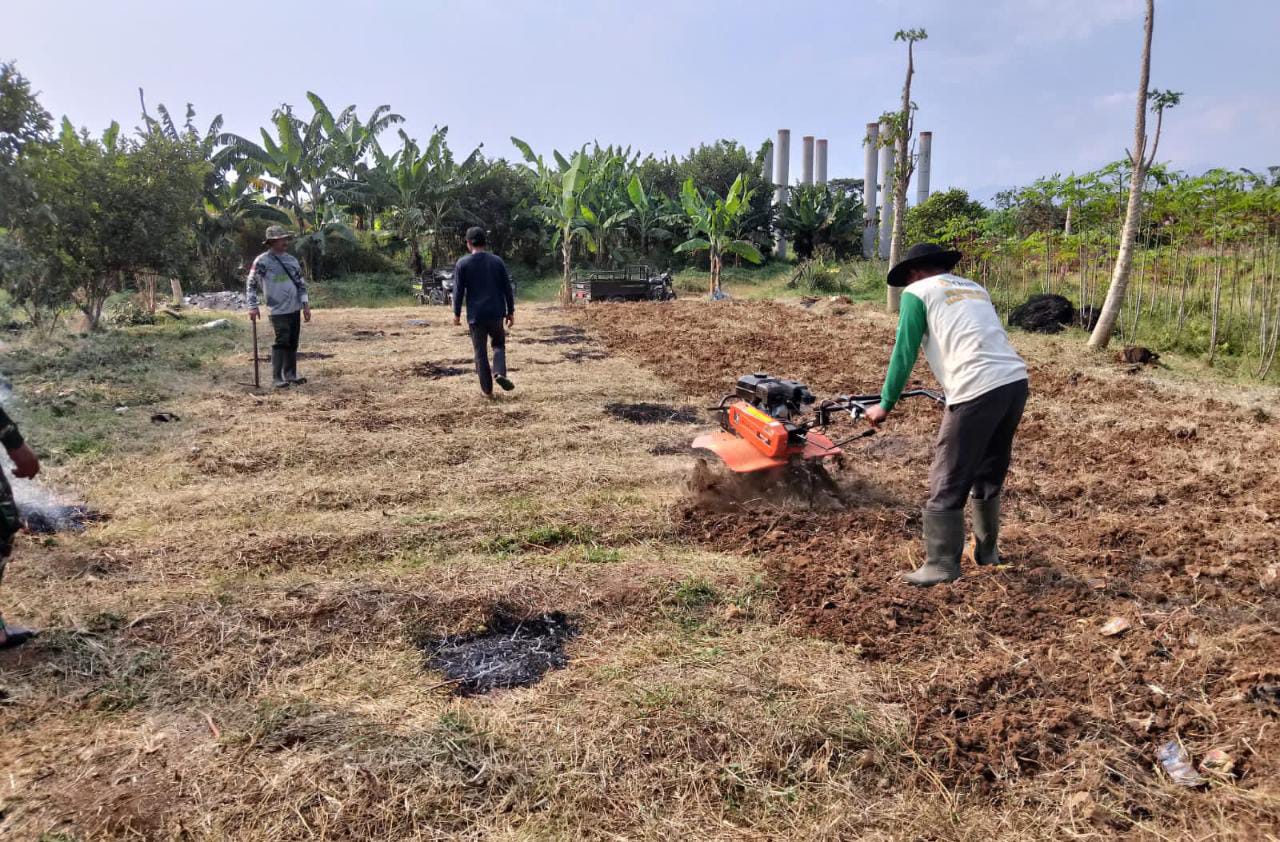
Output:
[877, 121, 895, 261]
[801, 135, 815, 186]
[774, 129, 790, 260]
[916, 131, 932, 207]
[862, 123, 879, 259]
[815, 139, 828, 186]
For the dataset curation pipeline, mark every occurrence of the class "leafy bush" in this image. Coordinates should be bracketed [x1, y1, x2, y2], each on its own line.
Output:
[105, 293, 156, 326]
[904, 188, 988, 247]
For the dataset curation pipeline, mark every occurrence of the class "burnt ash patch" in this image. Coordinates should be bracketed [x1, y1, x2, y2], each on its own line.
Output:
[423, 610, 578, 695]
[20, 503, 106, 534]
[605, 402, 700, 425]
[296, 351, 335, 360]
[411, 361, 470, 379]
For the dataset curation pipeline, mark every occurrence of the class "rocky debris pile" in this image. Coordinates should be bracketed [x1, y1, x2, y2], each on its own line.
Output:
[184, 291, 250, 311]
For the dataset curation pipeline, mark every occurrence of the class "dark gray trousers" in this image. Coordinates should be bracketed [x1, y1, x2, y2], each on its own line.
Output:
[270, 311, 301, 353]
[926, 378, 1029, 512]
[469, 319, 507, 393]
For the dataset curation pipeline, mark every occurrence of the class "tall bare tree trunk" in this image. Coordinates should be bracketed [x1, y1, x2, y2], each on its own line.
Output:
[887, 42, 916, 314]
[1089, 0, 1155, 350]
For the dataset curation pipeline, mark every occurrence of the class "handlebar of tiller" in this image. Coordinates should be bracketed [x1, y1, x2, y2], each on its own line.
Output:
[813, 388, 944, 429]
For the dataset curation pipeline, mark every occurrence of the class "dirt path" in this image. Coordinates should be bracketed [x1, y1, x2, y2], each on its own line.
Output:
[582, 299, 1280, 837]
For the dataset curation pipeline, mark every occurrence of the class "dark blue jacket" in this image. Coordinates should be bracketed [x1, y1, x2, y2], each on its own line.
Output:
[453, 251, 514, 324]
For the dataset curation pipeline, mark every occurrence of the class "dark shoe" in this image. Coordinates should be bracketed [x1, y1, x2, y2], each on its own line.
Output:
[903, 509, 964, 587]
[0, 626, 37, 650]
[494, 375, 514, 391]
[970, 496, 1002, 566]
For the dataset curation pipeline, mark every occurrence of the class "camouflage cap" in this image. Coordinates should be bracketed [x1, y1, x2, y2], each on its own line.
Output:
[262, 225, 296, 244]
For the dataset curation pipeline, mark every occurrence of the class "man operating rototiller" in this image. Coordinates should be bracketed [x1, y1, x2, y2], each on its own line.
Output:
[865, 243, 1030, 587]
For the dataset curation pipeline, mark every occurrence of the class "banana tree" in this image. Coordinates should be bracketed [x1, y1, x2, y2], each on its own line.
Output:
[196, 167, 291, 285]
[512, 137, 591, 302]
[324, 103, 403, 228]
[572, 152, 628, 267]
[626, 174, 675, 257]
[414, 127, 482, 267]
[674, 174, 762, 297]
[777, 184, 863, 260]
[217, 93, 384, 274]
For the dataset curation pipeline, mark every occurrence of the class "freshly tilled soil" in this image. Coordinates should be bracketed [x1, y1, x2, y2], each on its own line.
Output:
[583, 300, 1280, 825]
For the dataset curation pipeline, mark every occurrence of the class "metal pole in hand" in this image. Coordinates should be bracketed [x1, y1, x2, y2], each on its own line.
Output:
[252, 317, 260, 389]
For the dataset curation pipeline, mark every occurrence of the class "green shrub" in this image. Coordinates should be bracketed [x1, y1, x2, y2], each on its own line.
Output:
[105, 294, 156, 327]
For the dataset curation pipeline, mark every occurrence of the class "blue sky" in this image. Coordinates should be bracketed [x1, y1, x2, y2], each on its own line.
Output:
[7, 0, 1278, 202]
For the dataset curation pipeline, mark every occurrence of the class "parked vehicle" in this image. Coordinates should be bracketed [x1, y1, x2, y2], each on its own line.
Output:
[416, 266, 454, 306]
[569, 265, 676, 303]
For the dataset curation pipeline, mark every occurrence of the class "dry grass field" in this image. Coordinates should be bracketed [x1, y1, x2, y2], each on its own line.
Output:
[0, 300, 1277, 840]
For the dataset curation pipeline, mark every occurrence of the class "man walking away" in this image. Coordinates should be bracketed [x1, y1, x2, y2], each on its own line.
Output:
[453, 227, 515, 398]
[865, 243, 1030, 587]
[0, 407, 42, 650]
[247, 225, 312, 389]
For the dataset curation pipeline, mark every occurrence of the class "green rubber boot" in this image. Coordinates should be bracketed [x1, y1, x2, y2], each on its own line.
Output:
[284, 350, 307, 385]
[271, 349, 289, 388]
[971, 496, 1002, 566]
[902, 509, 964, 587]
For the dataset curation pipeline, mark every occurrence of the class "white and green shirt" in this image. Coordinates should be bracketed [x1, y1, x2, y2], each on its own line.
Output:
[880, 273, 1027, 410]
[246, 251, 309, 315]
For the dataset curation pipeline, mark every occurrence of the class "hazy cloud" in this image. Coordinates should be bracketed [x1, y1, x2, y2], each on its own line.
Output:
[1004, 0, 1144, 44]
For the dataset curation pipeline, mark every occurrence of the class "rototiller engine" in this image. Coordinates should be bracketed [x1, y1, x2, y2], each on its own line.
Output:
[692, 372, 943, 473]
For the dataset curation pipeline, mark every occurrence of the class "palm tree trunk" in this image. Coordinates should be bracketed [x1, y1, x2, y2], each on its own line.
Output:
[1088, 0, 1154, 351]
[887, 42, 916, 314]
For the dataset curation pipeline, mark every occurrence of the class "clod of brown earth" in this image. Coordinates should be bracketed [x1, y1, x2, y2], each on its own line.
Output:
[581, 299, 1280, 829]
[686, 456, 845, 513]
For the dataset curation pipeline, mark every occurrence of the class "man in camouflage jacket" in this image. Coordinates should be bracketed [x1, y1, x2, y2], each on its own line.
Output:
[247, 225, 313, 388]
[0, 406, 41, 649]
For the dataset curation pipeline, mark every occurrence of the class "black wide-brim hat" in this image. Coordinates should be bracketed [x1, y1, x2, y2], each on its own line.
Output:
[887, 242, 963, 287]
